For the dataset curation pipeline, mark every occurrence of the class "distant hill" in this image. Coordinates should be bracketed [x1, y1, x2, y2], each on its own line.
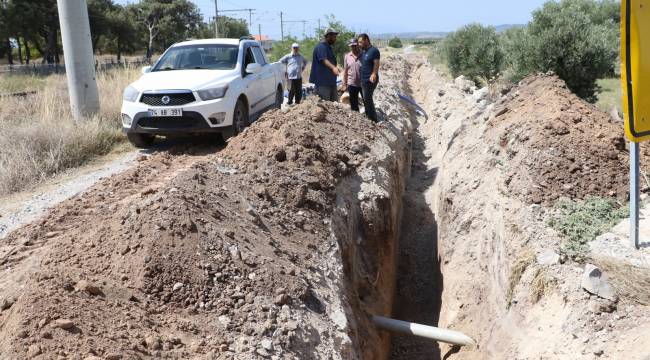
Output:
[372, 24, 525, 40]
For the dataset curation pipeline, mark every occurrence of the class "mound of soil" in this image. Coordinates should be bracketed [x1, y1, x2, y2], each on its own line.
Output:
[488, 73, 640, 205]
[0, 97, 391, 359]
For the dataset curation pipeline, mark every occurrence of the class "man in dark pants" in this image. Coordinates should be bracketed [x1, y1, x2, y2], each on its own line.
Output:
[342, 39, 363, 112]
[358, 33, 381, 122]
[280, 43, 308, 105]
[309, 28, 340, 102]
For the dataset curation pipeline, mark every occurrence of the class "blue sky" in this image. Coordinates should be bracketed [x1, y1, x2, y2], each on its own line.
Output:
[118, 0, 549, 40]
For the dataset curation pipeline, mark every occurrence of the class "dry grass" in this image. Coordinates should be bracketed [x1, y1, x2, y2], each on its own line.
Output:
[506, 249, 536, 307]
[0, 74, 46, 94]
[595, 257, 650, 306]
[530, 268, 554, 304]
[0, 67, 140, 195]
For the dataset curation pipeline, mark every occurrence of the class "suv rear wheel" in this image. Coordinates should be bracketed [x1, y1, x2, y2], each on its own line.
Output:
[127, 133, 155, 148]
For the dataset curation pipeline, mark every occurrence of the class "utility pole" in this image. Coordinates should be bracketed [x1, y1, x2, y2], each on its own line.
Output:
[318, 18, 321, 33]
[258, 24, 262, 42]
[282, 19, 308, 39]
[56, 0, 99, 120]
[218, 9, 256, 33]
[214, 0, 219, 38]
[280, 12, 284, 41]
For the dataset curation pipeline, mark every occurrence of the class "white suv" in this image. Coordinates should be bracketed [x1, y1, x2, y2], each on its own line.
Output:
[121, 38, 285, 147]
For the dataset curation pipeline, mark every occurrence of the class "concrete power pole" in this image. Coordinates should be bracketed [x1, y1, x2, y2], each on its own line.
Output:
[57, 0, 99, 120]
[280, 12, 284, 41]
[258, 24, 262, 41]
[214, 0, 219, 38]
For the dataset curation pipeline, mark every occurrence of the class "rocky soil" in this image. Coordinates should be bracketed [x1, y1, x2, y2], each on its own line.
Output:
[0, 56, 414, 359]
[405, 53, 650, 359]
[489, 73, 650, 206]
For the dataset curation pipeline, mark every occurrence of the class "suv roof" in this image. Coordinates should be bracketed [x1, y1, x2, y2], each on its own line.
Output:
[173, 38, 242, 47]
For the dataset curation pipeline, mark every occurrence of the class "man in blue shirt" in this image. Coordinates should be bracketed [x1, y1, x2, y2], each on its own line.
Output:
[309, 28, 340, 102]
[358, 33, 381, 122]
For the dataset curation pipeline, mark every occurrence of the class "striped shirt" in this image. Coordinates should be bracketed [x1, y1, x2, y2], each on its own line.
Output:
[344, 52, 362, 87]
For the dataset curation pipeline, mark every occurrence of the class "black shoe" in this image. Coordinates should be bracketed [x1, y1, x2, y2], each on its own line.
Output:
[287, 102, 293, 105]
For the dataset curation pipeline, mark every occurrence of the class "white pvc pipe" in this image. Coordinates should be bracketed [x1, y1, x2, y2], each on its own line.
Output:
[372, 315, 475, 346]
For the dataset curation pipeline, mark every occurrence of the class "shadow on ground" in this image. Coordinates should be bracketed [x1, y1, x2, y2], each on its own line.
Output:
[390, 116, 444, 360]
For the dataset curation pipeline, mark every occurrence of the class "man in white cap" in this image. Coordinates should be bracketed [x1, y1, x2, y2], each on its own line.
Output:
[279, 43, 308, 105]
[309, 28, 340, 102]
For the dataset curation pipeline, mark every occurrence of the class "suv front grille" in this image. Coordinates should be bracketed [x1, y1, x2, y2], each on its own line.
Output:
[140, 92, 196, 106]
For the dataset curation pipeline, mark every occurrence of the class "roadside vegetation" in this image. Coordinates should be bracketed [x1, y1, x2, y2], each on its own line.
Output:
[388, 37, 403, 48]
[0, 67, 139, 195]
[442, 0, 619, 102]
[0, 0, 249, 64]
[0, 74, 46, 94]
[548, 197, 629, 260]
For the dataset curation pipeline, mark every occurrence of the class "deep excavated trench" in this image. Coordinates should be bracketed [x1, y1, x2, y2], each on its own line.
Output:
[0, 54, 480, 360]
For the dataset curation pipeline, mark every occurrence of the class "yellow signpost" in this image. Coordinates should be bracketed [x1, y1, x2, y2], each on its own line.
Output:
[622, 0, 649, 249]
[622, 0, 650, 142]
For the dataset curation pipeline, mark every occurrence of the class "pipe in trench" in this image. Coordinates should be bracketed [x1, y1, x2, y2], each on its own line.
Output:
[372, 315, 475, 347]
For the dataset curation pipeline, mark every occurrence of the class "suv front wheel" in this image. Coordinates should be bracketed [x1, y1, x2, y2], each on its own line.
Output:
[127, 133, 155, 148]
[222, 99, 249, 141]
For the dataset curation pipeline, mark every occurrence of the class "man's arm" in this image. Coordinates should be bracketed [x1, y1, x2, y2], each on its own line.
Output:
[370, 58, 380, 84]
[322, 59, 340, 76]
[342, 57, 349, 87]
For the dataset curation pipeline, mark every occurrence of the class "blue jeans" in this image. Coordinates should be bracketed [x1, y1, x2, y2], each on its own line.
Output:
[361, 81, 378, 122]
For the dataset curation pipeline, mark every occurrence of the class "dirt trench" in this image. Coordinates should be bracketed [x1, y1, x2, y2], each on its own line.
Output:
[0, 56, 420, 360]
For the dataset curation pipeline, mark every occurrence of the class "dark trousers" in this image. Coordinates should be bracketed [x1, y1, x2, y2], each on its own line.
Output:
[361, 81, 378, 121]
[288, 78, 303, 104]
[348, 85, 362, 112]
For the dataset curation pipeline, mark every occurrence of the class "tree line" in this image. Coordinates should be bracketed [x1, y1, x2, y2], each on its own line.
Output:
[442, 0, 620, 101]
[0, 0, 249, 65]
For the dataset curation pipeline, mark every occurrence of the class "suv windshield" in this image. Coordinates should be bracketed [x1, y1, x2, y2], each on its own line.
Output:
[152, 44, 239, 71]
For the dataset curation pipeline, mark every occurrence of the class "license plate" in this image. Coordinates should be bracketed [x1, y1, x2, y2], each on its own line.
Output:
[148, 108, 183, 117]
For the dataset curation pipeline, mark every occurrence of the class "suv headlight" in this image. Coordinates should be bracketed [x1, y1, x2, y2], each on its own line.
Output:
[123, 86, 140, 102]
[197, 85, 229, 101]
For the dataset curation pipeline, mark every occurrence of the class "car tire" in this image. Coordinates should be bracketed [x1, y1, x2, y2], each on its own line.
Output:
[222, 99, 249, 141]
[127, 133, 155, 148]
[274, 86, 283, 109]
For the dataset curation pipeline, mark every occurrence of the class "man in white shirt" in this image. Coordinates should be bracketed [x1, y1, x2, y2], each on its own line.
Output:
[280, 43, 308, 105]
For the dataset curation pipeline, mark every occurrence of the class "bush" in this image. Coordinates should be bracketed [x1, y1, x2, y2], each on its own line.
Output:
[388, 37, 403, 48]
[443, 23, 502, 83]
[548, 197, 628, 260]
[502, 0, 619, 100]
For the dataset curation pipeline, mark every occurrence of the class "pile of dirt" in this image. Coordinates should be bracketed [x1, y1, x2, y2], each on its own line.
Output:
[488, 73, 634, 205]
[0, 55, 413, 360]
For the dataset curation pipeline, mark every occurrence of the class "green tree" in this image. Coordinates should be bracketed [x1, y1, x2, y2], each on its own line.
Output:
[388, 37, 403, 48]
[504, 0, 619, 100]
[131, 0, 203, 59]
[88, 0, 116, 52]
[105, 5, 139, 60]
[443, 23, 503, 83]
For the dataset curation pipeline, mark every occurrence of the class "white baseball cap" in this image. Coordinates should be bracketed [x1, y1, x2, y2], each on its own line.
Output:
[291, 43, 300, 48]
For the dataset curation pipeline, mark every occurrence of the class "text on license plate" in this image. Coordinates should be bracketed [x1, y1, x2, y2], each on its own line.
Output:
[149, 108, 182, 117]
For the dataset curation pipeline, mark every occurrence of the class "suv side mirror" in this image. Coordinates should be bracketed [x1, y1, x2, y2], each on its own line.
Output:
[142, 66, 152, 74]
[245, 63, 261, 74]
